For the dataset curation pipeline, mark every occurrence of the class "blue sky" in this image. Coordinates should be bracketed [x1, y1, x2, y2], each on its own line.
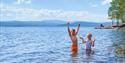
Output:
[0, 0, 112, 22]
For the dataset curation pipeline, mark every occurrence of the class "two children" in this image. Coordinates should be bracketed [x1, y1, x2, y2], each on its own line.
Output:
[67, 22, 95, 55]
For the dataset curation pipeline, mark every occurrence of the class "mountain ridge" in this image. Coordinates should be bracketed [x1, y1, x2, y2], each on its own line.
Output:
[0, 20, 111, 27]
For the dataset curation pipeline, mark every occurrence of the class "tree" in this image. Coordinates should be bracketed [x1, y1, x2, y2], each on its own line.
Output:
[108, 0, 116, 25]
[118, 0, 125, 23]
[108, 0, 125, 26]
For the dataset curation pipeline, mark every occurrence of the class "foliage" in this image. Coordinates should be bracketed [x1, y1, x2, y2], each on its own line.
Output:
[108, 0, 125, 23]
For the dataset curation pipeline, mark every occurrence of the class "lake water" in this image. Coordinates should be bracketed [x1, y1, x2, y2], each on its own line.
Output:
[0, 27, 125, 63]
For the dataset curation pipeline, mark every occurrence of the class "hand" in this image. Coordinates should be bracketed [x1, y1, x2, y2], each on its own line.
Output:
[67, 22, 69, 26]
[79, 36, 83, 40]
[78, 24, 80, 26]
[93, 38, 96, 42]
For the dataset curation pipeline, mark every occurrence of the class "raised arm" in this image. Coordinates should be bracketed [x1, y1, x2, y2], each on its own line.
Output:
[76, 24, 80, 35]
[91, 38, 95, 47]
[80, 37, 86, 44]
[67, 23, 71, 36]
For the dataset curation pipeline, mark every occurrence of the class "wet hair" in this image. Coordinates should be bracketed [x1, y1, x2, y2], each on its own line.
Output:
[72, 29, 75, 32]
[90, 34, 92, 37]
[72, 29, 76, 35]
[87, 32, 92, 37]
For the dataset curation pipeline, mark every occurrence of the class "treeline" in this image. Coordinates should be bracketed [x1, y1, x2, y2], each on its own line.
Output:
[108, 0, 125, 25]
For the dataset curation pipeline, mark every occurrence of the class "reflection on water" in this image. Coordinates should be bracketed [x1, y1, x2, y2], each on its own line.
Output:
[0, 27, 125, 63]
[109, 29, 125, 62]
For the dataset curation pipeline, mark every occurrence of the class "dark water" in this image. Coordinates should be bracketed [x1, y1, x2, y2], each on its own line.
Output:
[0, 27, 125, 63]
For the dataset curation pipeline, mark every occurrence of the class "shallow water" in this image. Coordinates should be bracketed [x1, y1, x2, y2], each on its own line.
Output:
[0, 27, 125, 63]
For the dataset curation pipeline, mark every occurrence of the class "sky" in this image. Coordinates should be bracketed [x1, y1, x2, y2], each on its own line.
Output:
[0, 0, 112, 22]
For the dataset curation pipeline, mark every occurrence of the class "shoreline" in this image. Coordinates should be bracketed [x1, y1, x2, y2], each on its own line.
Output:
[95, 23, 125, 29]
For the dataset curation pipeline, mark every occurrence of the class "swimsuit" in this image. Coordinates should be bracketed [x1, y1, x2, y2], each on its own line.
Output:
[86, 40, 91, 49]
[85, 40, 91, 55]
[70, 36, 78, 53]
[71, 44, 78, 53]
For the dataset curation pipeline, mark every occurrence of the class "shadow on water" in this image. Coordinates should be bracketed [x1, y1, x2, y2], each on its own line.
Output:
[108, 29, 125, 62]
[69, 49, 101, 63]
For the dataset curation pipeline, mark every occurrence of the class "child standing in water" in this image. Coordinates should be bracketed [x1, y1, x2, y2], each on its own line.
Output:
[67, 22, 80, 54]
[80, 32, 95, 56]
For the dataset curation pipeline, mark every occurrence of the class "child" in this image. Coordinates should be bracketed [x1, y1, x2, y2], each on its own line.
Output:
[67, 22, 80, 54]
[80, 32, 95, 56]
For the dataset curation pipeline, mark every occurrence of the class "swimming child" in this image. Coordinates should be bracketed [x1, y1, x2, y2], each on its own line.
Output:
[67, 22, 80, 54]
[80, 32, 95, 56]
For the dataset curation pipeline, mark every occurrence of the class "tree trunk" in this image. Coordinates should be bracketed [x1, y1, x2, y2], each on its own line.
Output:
[112, 20, 113, 26]
[117, 19, 119, 26]
[122, 20, 125, 23]
[122, 19, 125, 23]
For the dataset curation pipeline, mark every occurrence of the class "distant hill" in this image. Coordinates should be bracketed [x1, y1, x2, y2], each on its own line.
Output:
[61, 21, 111, 27]
[0, 20, 111, 27]
[0, 20, 66, 27]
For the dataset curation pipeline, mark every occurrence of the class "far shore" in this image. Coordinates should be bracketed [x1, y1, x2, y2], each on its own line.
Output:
[95, 23, 125, 29]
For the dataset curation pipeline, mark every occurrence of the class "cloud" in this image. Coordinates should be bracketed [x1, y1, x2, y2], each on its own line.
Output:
[0, 4, 109, 22]
[91, 4, 98, 8]
[14, 0, 31, 4]
[102, 0, 112, 5]
[89, 2, 98, 8]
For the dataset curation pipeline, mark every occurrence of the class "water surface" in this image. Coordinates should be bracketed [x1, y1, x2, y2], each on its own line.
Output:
[0, 27, 125, 63]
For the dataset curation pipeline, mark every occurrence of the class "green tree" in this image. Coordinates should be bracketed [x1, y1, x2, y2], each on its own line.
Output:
[118, 0, 125, 23]
[108, 0, 125, 26]
[108, 0, 116, 25]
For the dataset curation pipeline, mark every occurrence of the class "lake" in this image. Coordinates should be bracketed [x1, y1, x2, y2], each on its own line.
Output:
[0, 27, 125, 63]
